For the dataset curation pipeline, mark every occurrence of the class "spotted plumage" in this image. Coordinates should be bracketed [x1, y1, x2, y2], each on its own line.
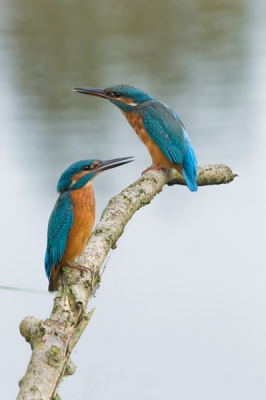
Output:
[45, 157, 134, 291]
[73, 84, 198, 192]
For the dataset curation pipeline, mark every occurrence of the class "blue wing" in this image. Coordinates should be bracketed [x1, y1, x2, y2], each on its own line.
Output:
[142, 101, 185, 164]
[142, 101, 198, 191]
[45, 192, 74, 280]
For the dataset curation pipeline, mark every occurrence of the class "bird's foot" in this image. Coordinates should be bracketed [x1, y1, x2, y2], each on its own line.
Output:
[142, 164, 163, 174]
[64, 262, 91, 272]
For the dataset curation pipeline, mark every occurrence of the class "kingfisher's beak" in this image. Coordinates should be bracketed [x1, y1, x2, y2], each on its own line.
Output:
[72, 87, 111, 99]
[95, 157, 134, 172]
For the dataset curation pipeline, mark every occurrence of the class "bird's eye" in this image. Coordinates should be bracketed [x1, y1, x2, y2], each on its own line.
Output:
[105, 90, 120, 98]
[83, 165, 90, 170]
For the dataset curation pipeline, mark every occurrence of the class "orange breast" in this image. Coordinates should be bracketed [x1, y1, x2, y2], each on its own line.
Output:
[125, 112, 182, 172]
[61, 185, 95, 263]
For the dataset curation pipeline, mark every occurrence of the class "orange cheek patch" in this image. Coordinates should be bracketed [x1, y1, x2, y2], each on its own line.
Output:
[90, 161, 100, 169]
[71, 171, 88, 183]
[116, 97, 137, 106]
[71, 163, 101, 185]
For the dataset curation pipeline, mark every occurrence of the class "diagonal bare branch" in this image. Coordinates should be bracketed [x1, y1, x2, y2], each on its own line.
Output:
[17, 165, 237, 399]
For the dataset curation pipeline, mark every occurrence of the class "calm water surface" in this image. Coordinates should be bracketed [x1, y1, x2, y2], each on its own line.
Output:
[1, 0, 266, 399]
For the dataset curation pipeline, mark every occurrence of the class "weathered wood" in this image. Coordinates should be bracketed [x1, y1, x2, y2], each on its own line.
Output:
[18, 165, 237, 399]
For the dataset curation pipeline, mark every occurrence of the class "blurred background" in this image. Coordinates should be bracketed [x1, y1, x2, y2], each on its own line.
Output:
[1, 0, 266, 399]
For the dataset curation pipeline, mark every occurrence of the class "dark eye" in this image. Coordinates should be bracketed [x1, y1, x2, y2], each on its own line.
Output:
[105, 90, 120, 98]
[83, 165, 90, 170]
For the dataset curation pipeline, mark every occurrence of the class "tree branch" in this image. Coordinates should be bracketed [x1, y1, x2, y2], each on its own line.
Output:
[17, 164, 237, 399]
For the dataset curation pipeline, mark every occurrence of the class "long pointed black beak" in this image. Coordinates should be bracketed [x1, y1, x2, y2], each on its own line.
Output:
[95, 157, 134, 172]
[72, 87, 110, 99]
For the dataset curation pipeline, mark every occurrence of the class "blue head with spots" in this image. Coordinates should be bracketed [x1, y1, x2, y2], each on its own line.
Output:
[57, 159, 100, 192]
[57, 157, 134, 192]
[73, 84, 154, 112]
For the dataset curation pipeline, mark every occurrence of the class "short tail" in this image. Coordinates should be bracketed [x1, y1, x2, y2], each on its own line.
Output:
[45, 250, 60, 291]
[182, 146, 198, 192]
[182, 167, 198, 192]
[48, 265, 61, 292]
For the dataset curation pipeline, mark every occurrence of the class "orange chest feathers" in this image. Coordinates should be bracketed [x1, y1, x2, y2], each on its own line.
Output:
[124, 111, 176, 169]
[62, 185, 95, 263]
[125, 112, 151, 146]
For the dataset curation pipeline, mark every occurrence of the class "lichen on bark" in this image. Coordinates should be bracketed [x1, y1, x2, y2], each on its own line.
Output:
[17, 165, 237, 399]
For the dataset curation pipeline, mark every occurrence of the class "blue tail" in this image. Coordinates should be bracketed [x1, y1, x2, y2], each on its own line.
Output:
[182, 142, 198, 192]
[44, 250, 52, 280]
[182, 167, 198, 192]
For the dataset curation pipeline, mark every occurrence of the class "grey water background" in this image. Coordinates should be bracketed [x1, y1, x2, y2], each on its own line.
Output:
[1, 0, 266, 398]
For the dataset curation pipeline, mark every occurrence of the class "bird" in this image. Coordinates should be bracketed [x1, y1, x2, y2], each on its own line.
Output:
[73, 84, 198, 192]
[45, 156, 134, 292]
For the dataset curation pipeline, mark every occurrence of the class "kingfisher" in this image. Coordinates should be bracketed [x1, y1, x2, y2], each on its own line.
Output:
[45, 156, 134, 292]
[73, 84, 198, 192]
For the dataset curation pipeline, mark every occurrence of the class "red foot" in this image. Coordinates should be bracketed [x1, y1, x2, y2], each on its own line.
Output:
[142, 164, 163, 174]
[64, 262, 91, 272]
